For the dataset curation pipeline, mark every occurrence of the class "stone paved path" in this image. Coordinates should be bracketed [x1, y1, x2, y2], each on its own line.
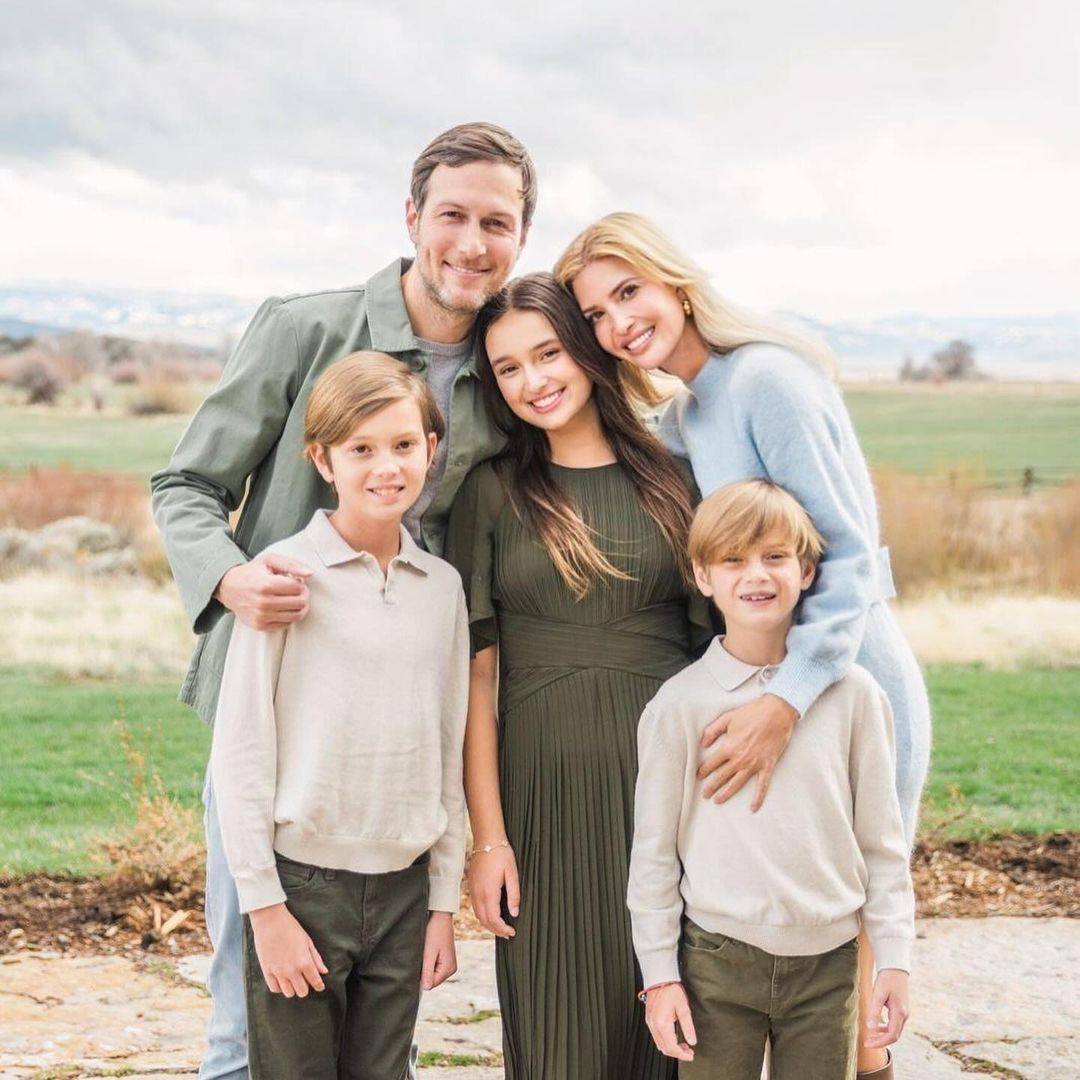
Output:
[1, 918, 1076, 1078]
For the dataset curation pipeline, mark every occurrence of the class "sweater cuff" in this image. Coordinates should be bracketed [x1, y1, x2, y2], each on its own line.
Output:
[427, 874, 461, 914]
[638, 949, 681, 990]
[869, 935, 912, 974]
[235, 866, 287, 915]
[767, 653, 839, 717]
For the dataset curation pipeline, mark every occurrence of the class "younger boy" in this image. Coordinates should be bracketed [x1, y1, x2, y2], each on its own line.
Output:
[210, 352, 469, 1079]
[628, 479, 914, 1080]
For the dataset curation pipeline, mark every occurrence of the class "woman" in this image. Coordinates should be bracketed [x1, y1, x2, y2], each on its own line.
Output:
[555, 212, 931, 1079]
[445, 273, 708, 1079]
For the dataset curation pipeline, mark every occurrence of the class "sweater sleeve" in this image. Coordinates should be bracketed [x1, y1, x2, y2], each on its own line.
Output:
[150, 298, 302, 635]
[210, 618, 288, 914]
[850, 673, 915, 972]
[427, 585, 471, 913]
[627, 700, 689, 989]
[732, 350, 881, 716]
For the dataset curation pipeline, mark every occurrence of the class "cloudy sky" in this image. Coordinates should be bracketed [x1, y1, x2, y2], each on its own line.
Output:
[2, 0, 1078, 320]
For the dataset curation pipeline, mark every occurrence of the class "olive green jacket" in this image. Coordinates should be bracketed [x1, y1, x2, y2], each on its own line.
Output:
[150, 258, 504, 724]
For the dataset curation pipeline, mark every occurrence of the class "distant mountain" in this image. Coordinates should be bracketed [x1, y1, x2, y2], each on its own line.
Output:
[1, 286, 1077, 379]
[0, 316, 63, 339]
[799, 314, 1080, 380]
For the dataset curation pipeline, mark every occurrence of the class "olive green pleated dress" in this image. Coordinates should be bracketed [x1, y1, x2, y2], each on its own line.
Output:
[446, 459, 710, 1080]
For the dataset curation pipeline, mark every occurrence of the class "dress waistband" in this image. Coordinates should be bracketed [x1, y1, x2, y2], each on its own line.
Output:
[497, 603, 692, 707]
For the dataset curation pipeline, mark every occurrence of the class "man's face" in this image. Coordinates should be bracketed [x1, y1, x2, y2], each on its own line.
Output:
[406, 161, 527, 317]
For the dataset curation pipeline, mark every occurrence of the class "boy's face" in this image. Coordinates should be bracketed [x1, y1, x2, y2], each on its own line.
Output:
[694, 530, 816, 635]
[406, 160, 527, 317]
[311, 398, 436, 525]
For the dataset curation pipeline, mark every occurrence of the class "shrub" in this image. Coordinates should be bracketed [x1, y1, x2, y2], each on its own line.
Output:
[10, 355, 66, 404]
[127, 375, 197, 415]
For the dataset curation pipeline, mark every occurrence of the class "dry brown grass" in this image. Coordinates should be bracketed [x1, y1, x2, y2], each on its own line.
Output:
[126, 375, 200, 416]
[0, 468, 171, 580]
[877, 470, 1079, 597]
[92, 713, 203, 893]
[0, 573, 193, 677]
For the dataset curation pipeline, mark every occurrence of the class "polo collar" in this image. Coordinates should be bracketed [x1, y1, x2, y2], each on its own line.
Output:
[305, 509, 431, 575]
[365, 256, 481, 375]
[703, 637, 779, 691]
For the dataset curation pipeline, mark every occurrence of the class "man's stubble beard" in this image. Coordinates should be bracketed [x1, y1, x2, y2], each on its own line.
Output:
[417, 253, 500, 319]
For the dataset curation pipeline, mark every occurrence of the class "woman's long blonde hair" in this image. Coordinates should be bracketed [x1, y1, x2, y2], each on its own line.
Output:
[553, 211, 838, 379]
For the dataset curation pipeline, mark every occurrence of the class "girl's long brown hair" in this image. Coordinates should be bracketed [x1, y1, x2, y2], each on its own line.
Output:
[476, 272, 694, 598]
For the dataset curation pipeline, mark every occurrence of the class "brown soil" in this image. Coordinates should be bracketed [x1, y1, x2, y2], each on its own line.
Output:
[1, 834, 1074, 960]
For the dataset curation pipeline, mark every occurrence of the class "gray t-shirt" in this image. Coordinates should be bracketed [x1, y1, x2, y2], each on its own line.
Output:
[403, 334, 474, 542]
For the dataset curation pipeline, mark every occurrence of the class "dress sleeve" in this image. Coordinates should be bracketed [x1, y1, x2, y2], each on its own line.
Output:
[444, 461, 506, 656]
[730, 348, 881, 716]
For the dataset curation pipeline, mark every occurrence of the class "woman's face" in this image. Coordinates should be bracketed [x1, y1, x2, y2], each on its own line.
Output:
[485, 308, 596, 433]
[571, 255, 688, 372]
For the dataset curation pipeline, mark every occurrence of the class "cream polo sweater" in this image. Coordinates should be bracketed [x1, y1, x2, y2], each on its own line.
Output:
[210, 509, 470, 915]
[628, 638, 915, 989]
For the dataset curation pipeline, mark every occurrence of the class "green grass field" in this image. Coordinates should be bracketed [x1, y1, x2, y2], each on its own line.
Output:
[0, 406, 190, 477]
[1, 664, 1075, 876]
[843, 385, 1080, 482]
[1, 383, 1077, 481]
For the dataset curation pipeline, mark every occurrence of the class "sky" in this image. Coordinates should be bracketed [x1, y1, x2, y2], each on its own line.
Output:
[2, 0, 1078, 320]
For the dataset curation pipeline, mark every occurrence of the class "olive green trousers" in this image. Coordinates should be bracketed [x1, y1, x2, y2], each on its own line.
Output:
[243, 853, 429, 1080]
[678, 919, 860, 1080]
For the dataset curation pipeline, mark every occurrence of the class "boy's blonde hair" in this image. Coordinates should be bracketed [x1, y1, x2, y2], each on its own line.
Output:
[303, 351, 444, 460]
[689, 479, 825, 568]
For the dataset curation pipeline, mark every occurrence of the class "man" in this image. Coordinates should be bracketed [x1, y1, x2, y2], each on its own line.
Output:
[151, 122, 535, 1080]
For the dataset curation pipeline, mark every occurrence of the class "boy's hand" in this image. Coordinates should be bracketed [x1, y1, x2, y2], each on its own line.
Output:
[467, 845, 520, 939]
[421, 911, 457, 990]
[698, 694, 797, 810]
[248, 902, 327, 997]
[645, 982, 697, 1062]
[864, 968, 910, 1048]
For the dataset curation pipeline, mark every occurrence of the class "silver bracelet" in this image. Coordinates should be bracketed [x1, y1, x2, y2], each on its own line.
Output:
[470, 839, 511, 856]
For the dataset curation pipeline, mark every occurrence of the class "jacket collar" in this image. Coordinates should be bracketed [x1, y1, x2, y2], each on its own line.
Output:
[306, 509, 431, 575]
[703, 637, 779, 691]
[365, 257, 480, 374]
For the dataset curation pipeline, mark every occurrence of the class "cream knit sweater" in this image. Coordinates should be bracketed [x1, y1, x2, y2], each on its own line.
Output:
[628, 638, 915, 989]
[211, 509, 470, 914]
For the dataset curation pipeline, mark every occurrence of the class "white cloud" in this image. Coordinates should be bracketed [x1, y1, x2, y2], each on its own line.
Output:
[2, 0, 1078, 317]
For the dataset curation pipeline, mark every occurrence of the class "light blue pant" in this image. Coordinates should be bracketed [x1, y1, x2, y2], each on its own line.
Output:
[201, 771, 249, 1080]
[200, 770, 420, 1079]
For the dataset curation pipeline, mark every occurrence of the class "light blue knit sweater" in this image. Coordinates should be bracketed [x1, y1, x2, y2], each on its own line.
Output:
[659, 344, 931, 841]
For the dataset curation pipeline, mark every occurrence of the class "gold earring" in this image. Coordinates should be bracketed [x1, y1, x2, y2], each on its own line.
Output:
[682, 298, 692, 317]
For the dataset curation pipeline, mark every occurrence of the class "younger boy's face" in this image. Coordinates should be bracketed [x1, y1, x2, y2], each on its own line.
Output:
[311, 398, 436, 525]
[694, 530, 816, 635]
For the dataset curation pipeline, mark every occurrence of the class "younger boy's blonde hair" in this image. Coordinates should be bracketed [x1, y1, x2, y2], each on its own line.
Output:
[303, 351, 444, 460]
[689, 479, 825, 569]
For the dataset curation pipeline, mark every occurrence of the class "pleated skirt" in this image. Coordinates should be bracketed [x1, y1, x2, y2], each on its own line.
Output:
[497, 666, 678, 1080]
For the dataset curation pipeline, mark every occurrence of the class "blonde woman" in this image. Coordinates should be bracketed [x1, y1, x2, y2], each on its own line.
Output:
[556, 214, 930, 1080]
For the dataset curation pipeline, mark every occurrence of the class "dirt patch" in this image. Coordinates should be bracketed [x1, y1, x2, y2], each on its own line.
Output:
[0, 870, 491, 960]
[1, 835, 1074, 960]
[913, 832, 1078, 918]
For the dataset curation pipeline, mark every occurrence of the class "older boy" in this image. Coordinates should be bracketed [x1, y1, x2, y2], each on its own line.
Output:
[152, 123, 535, 1079]
[212, 353, 469, 1078]
[628, 479, 914, 1079]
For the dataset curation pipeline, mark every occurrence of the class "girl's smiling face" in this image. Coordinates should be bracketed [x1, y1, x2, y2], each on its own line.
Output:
[310, 397, 436, 523]
[484, 308, 597, 433]
[571, 255, 690, 372]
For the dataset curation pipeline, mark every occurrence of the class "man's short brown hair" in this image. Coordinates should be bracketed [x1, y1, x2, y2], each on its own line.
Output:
[410, 121, 537, 233]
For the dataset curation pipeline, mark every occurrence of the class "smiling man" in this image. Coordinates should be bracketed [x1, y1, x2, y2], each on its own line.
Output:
[150, 122, 535, 1080]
